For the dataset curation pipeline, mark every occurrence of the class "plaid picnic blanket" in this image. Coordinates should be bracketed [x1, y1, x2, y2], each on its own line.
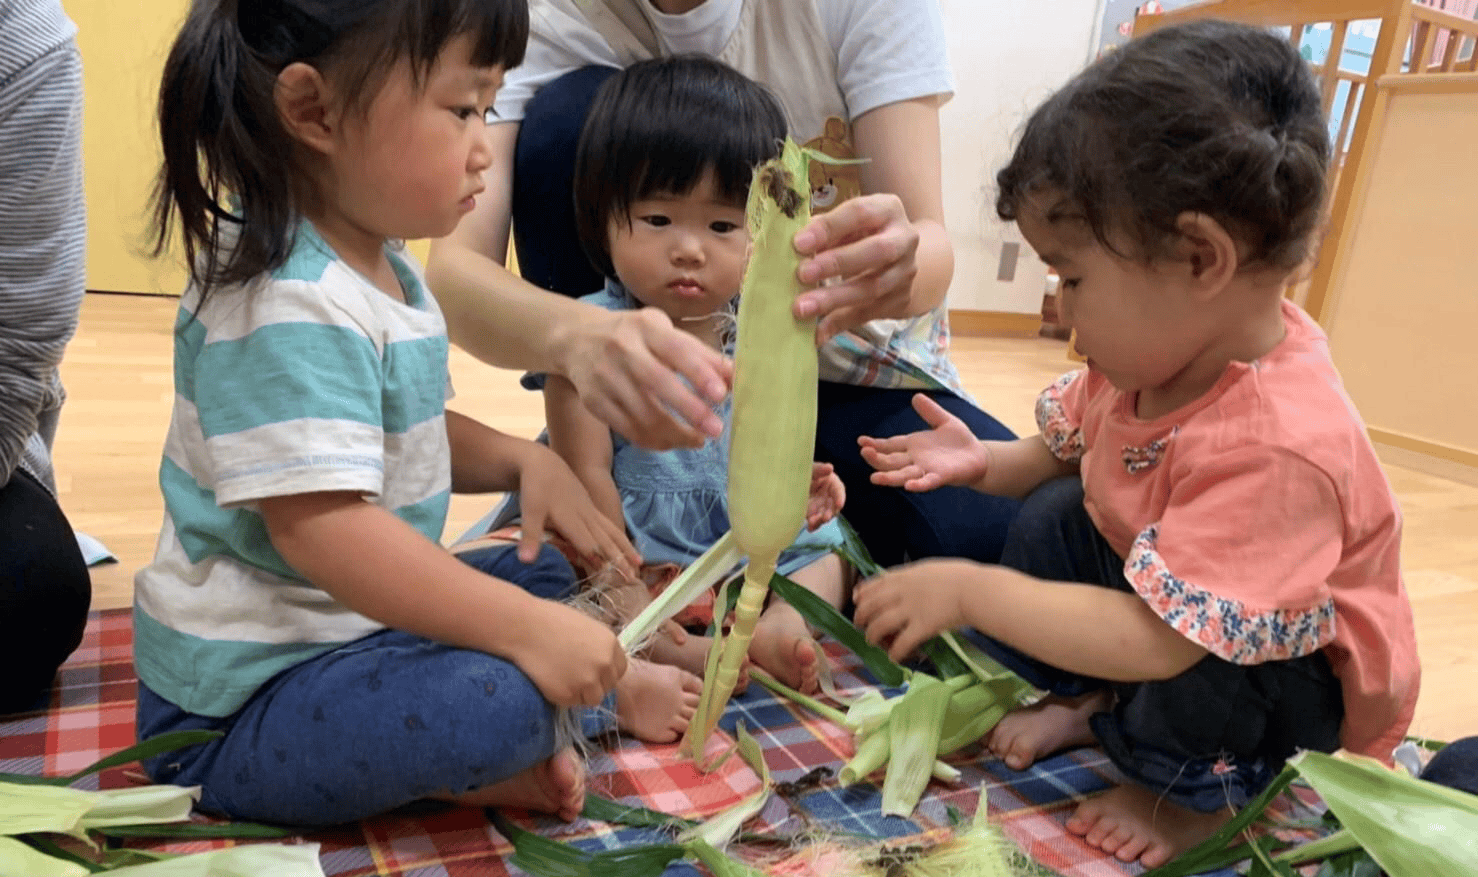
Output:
[1, 610, 1232, 877]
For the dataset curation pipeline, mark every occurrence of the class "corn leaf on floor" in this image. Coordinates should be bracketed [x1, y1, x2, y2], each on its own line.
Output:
[4, 609, 1221, 876]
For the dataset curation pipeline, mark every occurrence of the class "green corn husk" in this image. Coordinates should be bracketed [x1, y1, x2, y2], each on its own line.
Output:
[618, 530, 742, 652]
[678, 723, 773, 849]
[1286, 750, 1478, 877]
[83, 844, 324, 876]
[0, 836, 90, 877]
[1, 731, 302, 875]
[580, 795, 698, 832]
[880, 674, 953, 818]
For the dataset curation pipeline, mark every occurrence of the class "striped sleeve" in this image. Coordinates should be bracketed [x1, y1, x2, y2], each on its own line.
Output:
[183, 282, 391, 507]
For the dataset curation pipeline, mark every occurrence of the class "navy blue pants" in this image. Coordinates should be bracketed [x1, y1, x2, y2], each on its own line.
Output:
[1422, 736, 1478, 795]
[0, 468, 90, 714]
[968, 477, 1343, 812]
[513, 66, 1021, 566]
[137, 543, 600, 827]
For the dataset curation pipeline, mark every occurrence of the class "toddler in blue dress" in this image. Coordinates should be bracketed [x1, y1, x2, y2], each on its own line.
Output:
[545, 56, 854, 693]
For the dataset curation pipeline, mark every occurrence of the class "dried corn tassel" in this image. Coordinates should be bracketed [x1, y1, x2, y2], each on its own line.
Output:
[685, 137, 818, 758]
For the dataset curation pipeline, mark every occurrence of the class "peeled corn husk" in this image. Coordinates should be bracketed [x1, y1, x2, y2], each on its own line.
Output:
[685, 136, 820, 759]
[1285, 750, 1478, 877]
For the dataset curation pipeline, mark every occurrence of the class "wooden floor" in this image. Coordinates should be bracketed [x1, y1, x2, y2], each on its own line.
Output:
[56, 292, 1478, 742]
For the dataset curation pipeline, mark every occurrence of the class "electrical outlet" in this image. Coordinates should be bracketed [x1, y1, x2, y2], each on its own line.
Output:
[997, 241, 1019, 282]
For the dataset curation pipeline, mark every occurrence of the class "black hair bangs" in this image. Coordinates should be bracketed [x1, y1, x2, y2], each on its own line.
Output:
[326, 0, 529, 104]
[574, 56, 788, 277]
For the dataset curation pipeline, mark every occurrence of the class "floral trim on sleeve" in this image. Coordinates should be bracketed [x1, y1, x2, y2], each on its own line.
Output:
[1035, 371, 1086, 463]
[1124, 524, 1336, 664]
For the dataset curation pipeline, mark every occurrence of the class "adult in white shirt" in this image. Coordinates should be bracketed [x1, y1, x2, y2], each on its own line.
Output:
[427, 0, 1021, 566]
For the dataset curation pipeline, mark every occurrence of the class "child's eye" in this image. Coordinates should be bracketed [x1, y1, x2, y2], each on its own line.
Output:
[453, 106, 480, 121]
[1061, 278, 1081, 291]
[710, 220, 739, 234]
[639, 215, 671, 227]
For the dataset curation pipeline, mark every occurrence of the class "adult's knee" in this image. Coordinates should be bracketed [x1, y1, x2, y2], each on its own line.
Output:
[512, 65, 620, 296]
[0, 473, 91, 712]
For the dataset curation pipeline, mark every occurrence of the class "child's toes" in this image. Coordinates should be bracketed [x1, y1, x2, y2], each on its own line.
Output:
[791, 640, 820, 693]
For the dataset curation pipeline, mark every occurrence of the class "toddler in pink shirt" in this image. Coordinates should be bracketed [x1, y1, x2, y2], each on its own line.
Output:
[852, 19, 1419, 870]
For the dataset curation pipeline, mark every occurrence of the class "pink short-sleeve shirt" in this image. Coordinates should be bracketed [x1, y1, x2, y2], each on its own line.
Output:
[1036, 301, 1419, 761]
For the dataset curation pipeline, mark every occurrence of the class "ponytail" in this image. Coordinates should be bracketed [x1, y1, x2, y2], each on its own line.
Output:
[150, 0, 530, 302]
[150, 0, 301, 302]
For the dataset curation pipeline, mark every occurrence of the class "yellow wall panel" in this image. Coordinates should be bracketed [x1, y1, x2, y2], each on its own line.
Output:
[70, 0, 189, 295]
[1325, 87, 1478, 465]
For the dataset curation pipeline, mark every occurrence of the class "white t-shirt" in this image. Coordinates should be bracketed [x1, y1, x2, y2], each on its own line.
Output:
[494, 0, 955, 128]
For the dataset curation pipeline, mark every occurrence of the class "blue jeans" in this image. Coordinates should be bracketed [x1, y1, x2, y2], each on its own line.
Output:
[967, 477, 1343, 812]
[137, 543, 600, 827]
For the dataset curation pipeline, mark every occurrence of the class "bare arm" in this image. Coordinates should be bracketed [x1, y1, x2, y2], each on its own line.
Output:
[861, 395, 1075, 499]
[855, 560, 1209, 682]
[425, 123, 729, 450]
[974, 435, 1078, 500]
[794, 97, 955, 339]
[259, 491, 627, 706]
[445, 409, 638, 571]
[544, 375, 625, 530]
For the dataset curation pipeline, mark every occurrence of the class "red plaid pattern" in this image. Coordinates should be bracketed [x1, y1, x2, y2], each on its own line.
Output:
[1, 610, 1162, 877]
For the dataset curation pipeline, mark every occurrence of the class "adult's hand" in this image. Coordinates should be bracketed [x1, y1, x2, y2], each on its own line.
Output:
[792, 192, 920, 343]
[789, 97, 954, 345]
[558, 305, 733, 451]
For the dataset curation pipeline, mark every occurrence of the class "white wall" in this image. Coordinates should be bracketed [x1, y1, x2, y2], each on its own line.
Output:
[938, 0, 1101, 313]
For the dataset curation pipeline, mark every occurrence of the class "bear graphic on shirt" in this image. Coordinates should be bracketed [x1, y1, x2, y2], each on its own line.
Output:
[803, 116, 862, 214]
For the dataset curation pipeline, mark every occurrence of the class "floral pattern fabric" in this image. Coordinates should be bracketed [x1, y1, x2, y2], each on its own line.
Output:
[1125, 524, 1337, 665]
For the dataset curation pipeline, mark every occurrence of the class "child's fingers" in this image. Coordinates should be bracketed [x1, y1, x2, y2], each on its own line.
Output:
[910, 393, 957, 430]
[517, 508, 547, 563]
[857, 432, 912, 455]
[869, 464, 921, 488]
[904, 472, 945, 493]
[661, 620, 688, 645]
[860, 445, 912, 472]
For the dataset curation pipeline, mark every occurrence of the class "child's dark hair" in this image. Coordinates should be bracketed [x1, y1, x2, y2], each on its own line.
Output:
[573, 56, 788, 278]
[151, 0, 528, 297]
[997, 19, 1329, 271]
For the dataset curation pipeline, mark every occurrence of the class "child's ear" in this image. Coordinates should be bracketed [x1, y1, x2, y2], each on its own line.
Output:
[1173, 211, 1238, 298]
[275, 62, 336, 155]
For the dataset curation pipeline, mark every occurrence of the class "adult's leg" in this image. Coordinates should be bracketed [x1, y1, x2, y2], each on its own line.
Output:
[0, 468, 90, 713]
[511, 65, 620, 297]
[815, 382, 1020, 567]
[1422, 736, 1478, 795]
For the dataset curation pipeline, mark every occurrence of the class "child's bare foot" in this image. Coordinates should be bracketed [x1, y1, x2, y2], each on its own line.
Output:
[749, 605, 821, 694]
[615, 658, 702, 743]
[645, 628, 717, 678]
[986, 690, 1109, 770]
[1067, 783, 1230, 867]
[437, 747, 585, 821]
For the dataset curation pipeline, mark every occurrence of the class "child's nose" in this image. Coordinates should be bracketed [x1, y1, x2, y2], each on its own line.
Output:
[671, 232, 705, 265]
[467, 128, 493, 174]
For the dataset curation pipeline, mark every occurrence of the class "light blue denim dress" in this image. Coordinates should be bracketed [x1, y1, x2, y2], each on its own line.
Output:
[469, 281, 845, 578]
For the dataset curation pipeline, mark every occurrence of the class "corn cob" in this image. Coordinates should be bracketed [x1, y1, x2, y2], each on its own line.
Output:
[684, 138, 818, 757]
